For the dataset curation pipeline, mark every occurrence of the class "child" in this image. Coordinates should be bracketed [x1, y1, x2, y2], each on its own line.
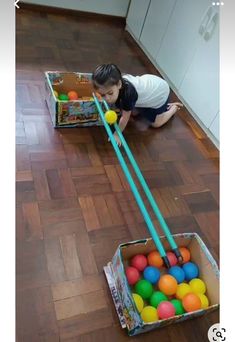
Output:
[92, 64, 182, 146]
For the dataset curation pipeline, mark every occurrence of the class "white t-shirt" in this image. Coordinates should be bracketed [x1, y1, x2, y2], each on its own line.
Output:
[123, 74, 170, 109]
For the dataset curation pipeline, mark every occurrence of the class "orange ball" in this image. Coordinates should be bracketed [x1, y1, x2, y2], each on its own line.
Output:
[182, 293, 201, 312]
[68, 90, 79, 100]
[179, 247, 191, 264]
[158, 275, 177, 296]
[95, 92, 102, 100]
[147, 251, 163, 268]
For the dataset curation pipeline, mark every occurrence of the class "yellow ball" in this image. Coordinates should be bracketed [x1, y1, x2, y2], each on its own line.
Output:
[197, 293, 209, 309]
[141, 306, 158, 323]
[105, 110, 117, 124]
[176, 283, 191, 300]
[189, 278, 206, 294]
[53, 90, 58, 98]
[132, 293, 144, 313]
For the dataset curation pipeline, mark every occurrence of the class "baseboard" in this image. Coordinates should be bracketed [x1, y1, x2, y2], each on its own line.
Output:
[19, 2, 126, 25]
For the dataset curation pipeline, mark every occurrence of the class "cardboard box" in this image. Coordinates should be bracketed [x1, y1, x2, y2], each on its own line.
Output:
[45, 71, 105, 127]
[104, 233, 219, 336]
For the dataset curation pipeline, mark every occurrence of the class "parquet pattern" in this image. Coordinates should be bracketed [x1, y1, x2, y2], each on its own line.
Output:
[16, 7, 219, 342]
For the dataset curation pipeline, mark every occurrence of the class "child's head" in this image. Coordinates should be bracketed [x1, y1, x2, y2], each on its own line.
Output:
[92, 64, 122, 104]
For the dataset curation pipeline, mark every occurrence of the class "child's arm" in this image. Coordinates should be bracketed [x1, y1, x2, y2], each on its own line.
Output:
[113, 110, 131, 146]
[118, 110, 131, 132]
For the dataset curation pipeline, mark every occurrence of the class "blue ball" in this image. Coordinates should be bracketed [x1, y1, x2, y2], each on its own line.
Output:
[168, 266, 185, 283]
[182, 262, 199, 281]
[143, 266, 160, 284]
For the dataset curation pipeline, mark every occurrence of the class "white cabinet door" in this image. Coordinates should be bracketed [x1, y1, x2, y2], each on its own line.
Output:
[156, 0, 211, 89]
[179, 7, 219, 129]
[126, 0, 151, 40]
[139, 0, 176, 60]
[209, 112, 219, 142]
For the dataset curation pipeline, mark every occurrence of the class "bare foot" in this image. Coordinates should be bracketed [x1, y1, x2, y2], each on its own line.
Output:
[151, 104, 179, 128]
[167, 102, 183, 110]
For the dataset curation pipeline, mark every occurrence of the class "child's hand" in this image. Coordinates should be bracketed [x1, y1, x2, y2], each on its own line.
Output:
[114, 134, 122, 147]
[108, 133, 122, 147]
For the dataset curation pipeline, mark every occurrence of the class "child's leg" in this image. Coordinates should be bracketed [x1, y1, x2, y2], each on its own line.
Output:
[132, 108, 140, 117]
[151, 103, 183, 128]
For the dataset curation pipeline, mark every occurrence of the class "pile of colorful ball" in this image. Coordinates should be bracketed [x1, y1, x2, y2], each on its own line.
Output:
[125, 247, 210, 323]
[53, 90, 79, 101]
[53, 89, 102, 102]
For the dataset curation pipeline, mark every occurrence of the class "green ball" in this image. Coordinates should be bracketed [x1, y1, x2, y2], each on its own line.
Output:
[135, 280, 153, 300]
[170, 299, 185, 315]
[150, 291, 168, 308]
[59, 93, 69, 101]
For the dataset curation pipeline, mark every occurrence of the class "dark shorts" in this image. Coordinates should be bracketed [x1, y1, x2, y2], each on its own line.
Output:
[136, 96, 170, 123]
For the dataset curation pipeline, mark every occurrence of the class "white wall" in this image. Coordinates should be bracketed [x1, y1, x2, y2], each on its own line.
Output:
[22, 0, 130, 17]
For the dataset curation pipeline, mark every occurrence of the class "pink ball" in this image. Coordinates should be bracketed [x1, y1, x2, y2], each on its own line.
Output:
[131, 254, 148, 271]
[167, 251, 178, 267]
[126, 266, 140, 285]
[157, 301, 176, 319]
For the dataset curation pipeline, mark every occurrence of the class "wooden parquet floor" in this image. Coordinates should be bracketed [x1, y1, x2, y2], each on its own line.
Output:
[16, 8, 219, 342]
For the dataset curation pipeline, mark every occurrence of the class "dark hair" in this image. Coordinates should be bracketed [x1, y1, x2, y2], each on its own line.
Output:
[92, 64, 122, 89]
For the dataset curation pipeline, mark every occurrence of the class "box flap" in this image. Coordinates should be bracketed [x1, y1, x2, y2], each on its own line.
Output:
[103, 264, 126, 328]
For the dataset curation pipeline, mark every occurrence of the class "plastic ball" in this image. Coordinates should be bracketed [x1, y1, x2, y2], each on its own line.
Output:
[182, 293, 201, 312]
[147, 250, 163, 268]
[176, 283, 191, 300]
[170, 299, 185, 315]
[157, 301, 176, 319]
[132, 293, 144, 313]
[67, 90, 78, 100]
[168, 266, 185, 283]
[143, 266, 160, 284]
[197, 293, 209, 309]
[95, 92, 102, 100]
[158, 274, 177, 296]
[189, 278, 206, 294]
[58, 93, 69, 101]
[131, 254, 148, 272]
[126, 266, 140, 285]
[53, 90, 58, 98]
[150, 291, 168, 308]
[182, 262, 199, 281]
[141, 306, 158, 323]
[166, 251, 178, 266]
[105, 110, 117, 124]
[179, 247, 191, 263]
[135, 279, 153, 299]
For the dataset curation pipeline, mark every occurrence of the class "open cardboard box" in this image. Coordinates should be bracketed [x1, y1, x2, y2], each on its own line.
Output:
[104, 233, 219, 336]
[45, 71, 105, 127]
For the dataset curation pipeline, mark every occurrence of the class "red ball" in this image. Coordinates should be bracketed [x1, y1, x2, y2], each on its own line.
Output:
[157, 301, 176, 319]
[125, 266, 140, 285]
[167, 251, 178, 266]
[131, 254, 148, 271]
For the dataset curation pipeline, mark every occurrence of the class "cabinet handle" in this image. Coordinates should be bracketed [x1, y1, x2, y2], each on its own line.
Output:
[204, 12, 219, 41]
[199, 6, 213, 35]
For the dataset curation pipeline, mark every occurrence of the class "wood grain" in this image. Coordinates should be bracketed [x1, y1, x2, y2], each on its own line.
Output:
[16, 7, 219, 341]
